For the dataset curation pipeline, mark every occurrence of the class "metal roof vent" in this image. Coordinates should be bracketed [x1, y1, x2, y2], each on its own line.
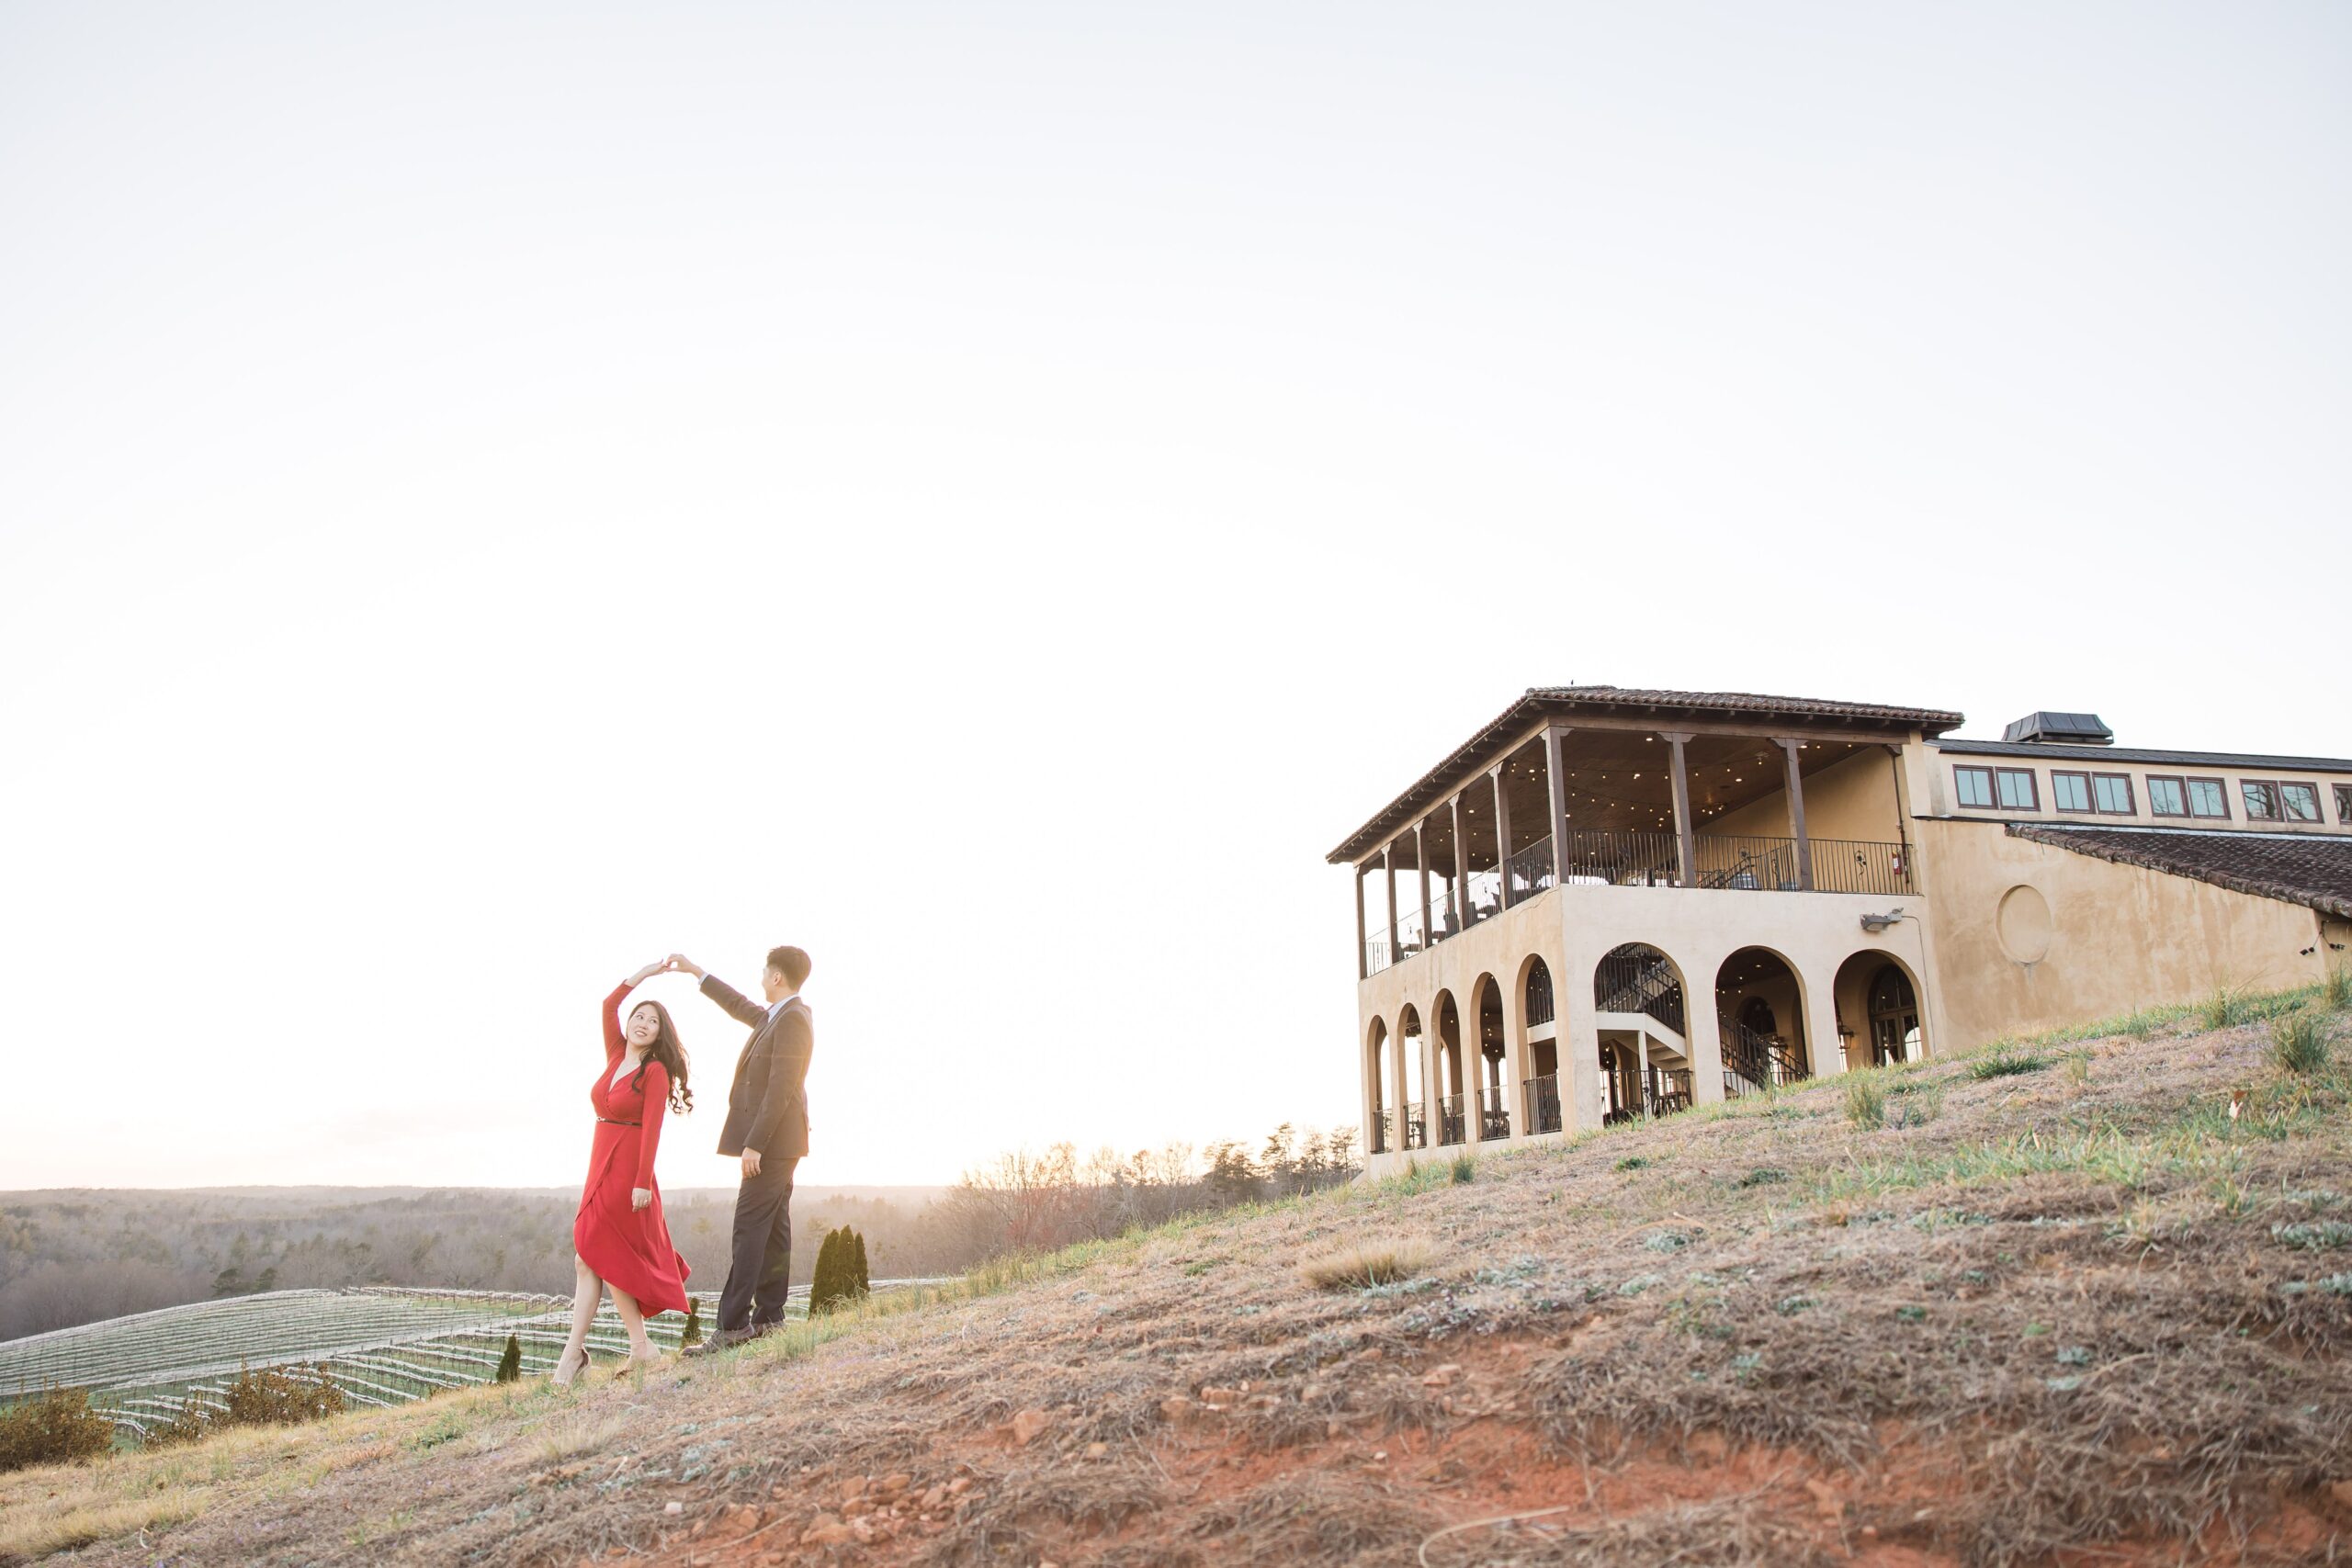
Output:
[2002, 711, 2114, 746]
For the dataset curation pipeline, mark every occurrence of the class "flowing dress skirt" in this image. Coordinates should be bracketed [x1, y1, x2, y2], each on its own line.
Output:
[573, 1120, 690, 1315]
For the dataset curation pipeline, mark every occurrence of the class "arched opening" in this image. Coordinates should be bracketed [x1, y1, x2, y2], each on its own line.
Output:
[1366, 1018, 1390, 1155]
[1594, 942, 1692, 1118]
[1832, 952, 1927, 1067]
[1867, 965, 1921, 1066]
[1398, 1004, 1427, 1148]
[1433, 991, 1466, 1146]
[1521, 956, 1562, 1134]
[1714, 946, 1812, 1096]
[1473, 975, 1509, 1141]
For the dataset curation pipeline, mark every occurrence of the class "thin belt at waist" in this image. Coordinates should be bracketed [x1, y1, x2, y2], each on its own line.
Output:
[597, 1117, 641, 1128]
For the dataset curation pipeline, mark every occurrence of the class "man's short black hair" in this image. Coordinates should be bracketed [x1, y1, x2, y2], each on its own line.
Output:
[766, 945, 811, 990]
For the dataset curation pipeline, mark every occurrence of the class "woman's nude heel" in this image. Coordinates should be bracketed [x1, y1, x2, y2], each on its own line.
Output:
[551, 1346, 589, 1387]
[628, 1348, 665, 1375]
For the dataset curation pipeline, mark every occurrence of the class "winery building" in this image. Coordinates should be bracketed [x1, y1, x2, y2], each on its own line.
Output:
[1329, 687, 2352, 1174]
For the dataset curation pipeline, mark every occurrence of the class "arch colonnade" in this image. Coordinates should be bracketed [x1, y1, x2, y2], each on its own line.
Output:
[1360, 912, 1929, 1162]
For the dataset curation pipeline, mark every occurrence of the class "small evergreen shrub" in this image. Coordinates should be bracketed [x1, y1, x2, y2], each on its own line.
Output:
[0, 1386, 115, 1472]
[495, 1334, 523, 1384]
[679, 1297, 703, 1348]
[808, 1226, 872, 1315]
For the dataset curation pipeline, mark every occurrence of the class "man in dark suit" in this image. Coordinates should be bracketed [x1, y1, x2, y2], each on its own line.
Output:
[666, 944, 814, 1349]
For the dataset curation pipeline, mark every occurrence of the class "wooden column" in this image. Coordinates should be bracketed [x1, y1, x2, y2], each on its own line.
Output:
[1491, 763, 1515, 908]
[1414, 821, 1432, 953]
[1451, 793, 1468, 931]
[1662, 732, 1697, 887]
[1543, 725, 1573, 886]
[1384, 844, 1399, 959]
[1776, 738, 1814, 891]
[1353, 864, 1369, 980]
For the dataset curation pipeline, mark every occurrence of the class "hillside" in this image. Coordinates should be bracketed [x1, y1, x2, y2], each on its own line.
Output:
[6, 1001, 2349, 1567]
[0, 1187, 958, 1341]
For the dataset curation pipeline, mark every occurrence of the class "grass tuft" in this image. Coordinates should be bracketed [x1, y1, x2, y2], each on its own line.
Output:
[1297, 1236, 1433, 1291]
[1448, 1152, 1476, 1185]
[2325, 964, 2352, 1012]
[2200, 986, 2250, 1031]
[1845, 1077, 1885, 1130]
[1968, 1048, 2050, 1081]
[2268, 1009, 2334, 1077]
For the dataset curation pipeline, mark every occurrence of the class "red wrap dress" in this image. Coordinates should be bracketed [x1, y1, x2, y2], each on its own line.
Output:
[571, 983, 691, 1315]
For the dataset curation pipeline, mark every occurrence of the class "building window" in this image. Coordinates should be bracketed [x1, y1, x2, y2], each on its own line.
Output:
[2186, 778, 2230, 819]
[2093, 773, 2135, 815]
[1996, 768, 2038, 810]
[2147, 775, 2188, 818]
[2337, 784, 2352, 824]
[1954, 766, 1995, 808]
[2279, 782, 2322, 822]
[2052, 771, 2092, 814]
[2242, 781, 2281, 821]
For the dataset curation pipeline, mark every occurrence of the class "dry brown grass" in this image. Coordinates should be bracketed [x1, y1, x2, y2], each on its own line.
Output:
[11, 1004, 2351, 1567]
[1297, 1235, 1433, 1291]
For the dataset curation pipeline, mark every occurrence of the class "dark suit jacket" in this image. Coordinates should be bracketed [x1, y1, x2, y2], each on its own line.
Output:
[699, 976, 814, 1160]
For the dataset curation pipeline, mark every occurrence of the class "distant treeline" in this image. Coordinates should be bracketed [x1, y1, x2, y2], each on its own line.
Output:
[0, 1124, 1356, 1341]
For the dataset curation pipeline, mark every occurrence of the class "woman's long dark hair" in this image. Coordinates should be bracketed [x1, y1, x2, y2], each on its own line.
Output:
[625, 998, 694, 1115]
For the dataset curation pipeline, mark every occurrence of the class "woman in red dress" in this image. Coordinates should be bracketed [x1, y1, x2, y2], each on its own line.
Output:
[553, 960, 695, 1384]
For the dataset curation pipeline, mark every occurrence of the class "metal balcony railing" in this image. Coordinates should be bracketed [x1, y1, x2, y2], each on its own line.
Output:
[1401, 1103, 1426, 1150]
[1368, 1111, 1391, 1155]
[1505, 836, 1555, 903]
[1522, 1073, 1563, 1135]
[1810, 838, 1916, 896]
[1436, 1093, 1466, 1147]
[1555, 829, 1915, 895]
[1562, 829, 1680, 886]
[1478, 1086, 1510, 1141]
[1463, 868, 1502, 928]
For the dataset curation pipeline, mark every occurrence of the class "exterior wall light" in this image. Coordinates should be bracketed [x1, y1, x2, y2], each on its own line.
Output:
[1860, 908, 1907, 933]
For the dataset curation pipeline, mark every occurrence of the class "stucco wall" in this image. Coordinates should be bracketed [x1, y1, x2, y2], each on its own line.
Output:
[1912, 817, 2329, 1049]
[1709, 746, 1905, 845]
[1355, 880, 1931, 1176]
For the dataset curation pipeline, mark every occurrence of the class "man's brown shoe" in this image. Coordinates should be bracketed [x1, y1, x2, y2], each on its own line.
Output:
[681, 1325, 763, 1359]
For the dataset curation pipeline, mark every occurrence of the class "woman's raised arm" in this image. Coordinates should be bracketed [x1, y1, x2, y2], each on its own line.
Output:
[603, 983, 632, 1060]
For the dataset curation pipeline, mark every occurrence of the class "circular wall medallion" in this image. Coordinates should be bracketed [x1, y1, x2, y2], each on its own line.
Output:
[1996, 884, 2053, 965]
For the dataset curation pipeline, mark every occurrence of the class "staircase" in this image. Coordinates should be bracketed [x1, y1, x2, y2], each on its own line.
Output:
[1595, 950, 1686, 1036]
[1719, 1016, 1809, 1096]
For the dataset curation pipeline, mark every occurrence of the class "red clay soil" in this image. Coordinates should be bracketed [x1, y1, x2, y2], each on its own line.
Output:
[637, 1325, 2348, 1568]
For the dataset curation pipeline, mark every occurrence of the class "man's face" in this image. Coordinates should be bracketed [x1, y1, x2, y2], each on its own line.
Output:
[762, 965, 787, 1001]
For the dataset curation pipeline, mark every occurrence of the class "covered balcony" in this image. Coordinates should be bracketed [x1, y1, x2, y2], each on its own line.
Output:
[1340, 690, 1942, 978]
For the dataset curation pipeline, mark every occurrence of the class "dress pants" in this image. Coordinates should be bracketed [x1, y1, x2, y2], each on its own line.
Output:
[720, 1155, 798, 1330]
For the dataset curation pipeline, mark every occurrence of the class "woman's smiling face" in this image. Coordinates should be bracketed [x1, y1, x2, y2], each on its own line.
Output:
[626, 1003, 662, 1047]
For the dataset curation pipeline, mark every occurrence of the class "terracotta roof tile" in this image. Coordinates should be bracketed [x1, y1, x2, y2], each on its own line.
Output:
[2007, 824, 2352, 920]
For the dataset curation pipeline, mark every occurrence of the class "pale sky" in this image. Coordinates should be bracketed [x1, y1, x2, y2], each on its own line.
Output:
[4, 2, 2346, 1190]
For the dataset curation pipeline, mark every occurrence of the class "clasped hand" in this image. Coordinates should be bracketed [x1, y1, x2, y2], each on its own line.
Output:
[626, 954, 707, 986]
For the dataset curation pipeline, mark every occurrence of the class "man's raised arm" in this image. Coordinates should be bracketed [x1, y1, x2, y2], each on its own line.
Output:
[670, 955, 768, 1029]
